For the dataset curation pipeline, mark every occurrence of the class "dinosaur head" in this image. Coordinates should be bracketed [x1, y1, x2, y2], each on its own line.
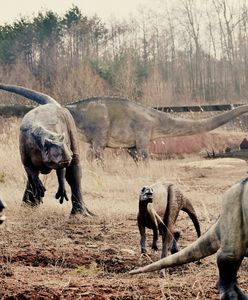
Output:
[32, 127, 73, 169]
[139, 186, 154, 202]
[0, 197, 6, 225]
[42, 135, 73, 169]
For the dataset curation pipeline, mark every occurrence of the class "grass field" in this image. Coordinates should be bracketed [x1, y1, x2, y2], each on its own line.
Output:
[0, 117, 248, 299]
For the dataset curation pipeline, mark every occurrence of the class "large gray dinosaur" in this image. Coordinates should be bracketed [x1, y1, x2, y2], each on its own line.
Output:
[0, 84, 92, 215]
[2, 84, 248, 162]
[66, 98, 248, 162]
[130, 176, 248, 300]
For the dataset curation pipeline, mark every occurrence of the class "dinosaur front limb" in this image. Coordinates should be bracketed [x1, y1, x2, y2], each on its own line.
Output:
[55, 168, 69, 204]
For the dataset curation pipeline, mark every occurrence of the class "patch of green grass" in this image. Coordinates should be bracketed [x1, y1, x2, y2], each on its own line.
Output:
[74, 262, 101, 275]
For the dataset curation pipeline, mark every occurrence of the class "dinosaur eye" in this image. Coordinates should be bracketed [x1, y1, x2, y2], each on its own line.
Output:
[141, 187, 146, 193]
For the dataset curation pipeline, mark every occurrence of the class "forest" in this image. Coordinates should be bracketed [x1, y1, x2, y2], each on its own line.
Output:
[0, 0, 248, 106]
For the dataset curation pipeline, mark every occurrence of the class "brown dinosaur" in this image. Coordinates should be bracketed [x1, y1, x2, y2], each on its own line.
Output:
[2, 84, 248, 162]
[137, 182, 201, 259]
[0, 196, 6, 224]
[130, 176, 248, 300]
[0, 84, 92, 215]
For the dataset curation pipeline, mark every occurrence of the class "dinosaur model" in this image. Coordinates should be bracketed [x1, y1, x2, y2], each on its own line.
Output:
[0, 84, 92, 215]
[206, 137, 248, 161]
[2, 84, 248, 162]
[0, 196, 6, 224]
[130, 176, 248, 300]
[206, 148, 248, 161]
[66, 98, 248, 162]
[137, 182, 201, 259]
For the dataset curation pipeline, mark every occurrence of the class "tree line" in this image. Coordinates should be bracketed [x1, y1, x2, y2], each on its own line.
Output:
[0, 0, 247, 106]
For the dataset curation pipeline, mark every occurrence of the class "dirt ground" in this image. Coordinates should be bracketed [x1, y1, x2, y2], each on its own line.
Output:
[0, 118, 248, 299]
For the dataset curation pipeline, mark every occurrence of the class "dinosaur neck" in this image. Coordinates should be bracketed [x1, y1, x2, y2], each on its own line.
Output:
[0, 83, 60, 107]
[129, 221, 220, 274]
[153, 105, 248, 138]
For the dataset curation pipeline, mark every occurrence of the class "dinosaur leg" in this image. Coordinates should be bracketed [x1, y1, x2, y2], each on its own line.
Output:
[170, 230, 181, 254]
[65, 158, 93, 216]
[161, 225, 176, 258]
[135, 136, 150, 162]
[87, 139, 105, 165]
[217, 184, 248, 300]
[127, 147, 139, 163]
[22, 167, 45, 205]
[22, 179, 40, 206]
[152, 227, 159, 251]
[216, 190, 248, 300]
[138, 222, 147, 253]
[217, 254, 247, 300]
[55, 168, 69, 204]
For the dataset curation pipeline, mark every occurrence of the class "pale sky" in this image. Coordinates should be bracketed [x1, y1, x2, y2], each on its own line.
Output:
[0, 0, 153, 25]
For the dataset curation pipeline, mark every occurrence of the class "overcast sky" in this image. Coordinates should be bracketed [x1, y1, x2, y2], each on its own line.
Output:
[0, 0, 155, 24]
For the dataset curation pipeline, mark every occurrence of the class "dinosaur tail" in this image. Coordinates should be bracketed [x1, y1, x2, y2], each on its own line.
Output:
[181, 198, 201, 238]
[0, 83, 60, 107]
[153, 104, 248, 138]
[129, 220, 220, 275]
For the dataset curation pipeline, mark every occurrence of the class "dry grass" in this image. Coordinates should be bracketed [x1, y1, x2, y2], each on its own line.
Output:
[1, 117, 248, 299]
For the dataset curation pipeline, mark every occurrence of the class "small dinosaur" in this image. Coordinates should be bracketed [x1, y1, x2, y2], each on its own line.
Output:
[206, 149, 248, 161]
[0, 196, 6, 224]
[0, 84, 92, 215]
[130, 176, 248, 300]
[138, 182, 201, 259]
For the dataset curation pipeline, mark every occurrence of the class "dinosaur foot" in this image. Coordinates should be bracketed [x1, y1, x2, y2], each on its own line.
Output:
[70, 205, 95, 217]
[32, 178, 46, 199]
[22, 189, 43, 207]
[218, 282, 248, 300]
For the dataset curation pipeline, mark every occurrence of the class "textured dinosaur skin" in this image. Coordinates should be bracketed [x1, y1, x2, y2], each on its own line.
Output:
[2, 83, 248, 162]
[138, 182, 201, 259]
[0, 84, 92, 216]
[0, 196, 6, 225]
[130, 176, 248, 300]
[67, 98, 248, 162]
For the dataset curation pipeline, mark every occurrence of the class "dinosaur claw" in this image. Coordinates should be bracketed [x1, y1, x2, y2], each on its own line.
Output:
[55, 188, 69, 204]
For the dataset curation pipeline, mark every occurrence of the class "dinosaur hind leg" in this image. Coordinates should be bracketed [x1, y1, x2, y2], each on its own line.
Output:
[170, 230, 181, 254]
[217, 253, 247, 300]
[127, 147, 139, 163]
[65, 158, 94, 216]
[86, 144, 105, 167]
[22, 179, 42, 206]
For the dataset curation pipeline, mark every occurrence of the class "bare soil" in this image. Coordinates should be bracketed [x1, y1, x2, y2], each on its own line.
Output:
[0, 118, 248, 299]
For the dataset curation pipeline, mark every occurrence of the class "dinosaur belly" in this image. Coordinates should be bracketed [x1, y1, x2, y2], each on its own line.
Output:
[108, 133, 135, 148]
